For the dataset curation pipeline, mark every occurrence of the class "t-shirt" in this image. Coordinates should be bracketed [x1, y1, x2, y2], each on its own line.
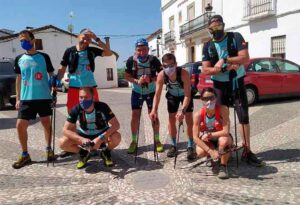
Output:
[67, 101, 115, 136]
[60, 46, 103, 88]
[125, 55, 161, 95]
[14, 52, 54, 101]
[202, 32, 247, 82]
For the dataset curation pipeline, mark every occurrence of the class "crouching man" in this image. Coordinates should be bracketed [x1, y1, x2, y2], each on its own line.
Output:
[59, 87, 121, 169]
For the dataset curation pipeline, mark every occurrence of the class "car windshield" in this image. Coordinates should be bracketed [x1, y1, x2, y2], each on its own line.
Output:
[0, 62, 14, 75]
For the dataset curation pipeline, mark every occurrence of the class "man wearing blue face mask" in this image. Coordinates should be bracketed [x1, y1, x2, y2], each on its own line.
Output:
[150, 53, 195, 160]
[12, 30, 56, 169]
[202, 15, 265, 167]
[59, 87, 121, 169]
[125, 38, 163, 154]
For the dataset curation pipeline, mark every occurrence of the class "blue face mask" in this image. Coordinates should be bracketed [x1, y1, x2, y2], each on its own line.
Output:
[20, 40, 33, 51]
[79, 99, 93, 110]
[137, 55, 148, 62]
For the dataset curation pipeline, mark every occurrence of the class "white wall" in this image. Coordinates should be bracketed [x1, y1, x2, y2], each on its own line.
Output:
[161, 0, 300, 65]
[0, 28, 118, 88]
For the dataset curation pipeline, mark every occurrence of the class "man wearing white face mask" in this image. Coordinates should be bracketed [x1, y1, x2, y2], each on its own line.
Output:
[150, 53, 195, 160]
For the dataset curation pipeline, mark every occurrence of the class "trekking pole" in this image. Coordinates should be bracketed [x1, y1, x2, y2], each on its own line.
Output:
[152, 119, 158, 162]
[174, 121, 184, 169]
[52, 89, 57, 167]
[135, 91, 143, 164]
[47, 110, 53, 167]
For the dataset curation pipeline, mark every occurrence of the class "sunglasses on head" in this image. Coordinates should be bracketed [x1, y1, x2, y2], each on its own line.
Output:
[201, 96, 216, 101]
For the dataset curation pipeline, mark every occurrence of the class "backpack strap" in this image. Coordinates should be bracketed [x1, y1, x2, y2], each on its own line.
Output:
[199, 107, 207, 131]
[69, 46, 79, 74]
[227, 32, 238, 57]
[87, 47, 96, 72]
[79, 108, 88, 130]
[163, 67, 184, 90]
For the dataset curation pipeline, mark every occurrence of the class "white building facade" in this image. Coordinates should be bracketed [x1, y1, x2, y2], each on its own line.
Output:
[146, 29, 163, 61]
[0, 25, 119, 88]
[161, 0, 300, 66]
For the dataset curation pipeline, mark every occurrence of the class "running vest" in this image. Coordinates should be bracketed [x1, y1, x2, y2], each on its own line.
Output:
[207, 32, 238, 67]
[199, 106, 222, 132]
[68, 46, 96, 74]
[79, 103, 108, 131]
[130, 55, 156, 79]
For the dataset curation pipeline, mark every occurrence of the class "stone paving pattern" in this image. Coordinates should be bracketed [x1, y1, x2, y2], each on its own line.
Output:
[0, 88, 299, 205]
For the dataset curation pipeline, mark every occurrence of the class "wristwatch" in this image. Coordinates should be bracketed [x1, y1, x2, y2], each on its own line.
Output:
[223, 57, 227, 64]
[95, 37, 100, 42]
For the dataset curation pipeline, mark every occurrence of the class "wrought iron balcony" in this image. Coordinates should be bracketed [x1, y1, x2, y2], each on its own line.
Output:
[164, 31, 176, 44]
[180, 12, 215, 38]
[243, 0, 276, 21]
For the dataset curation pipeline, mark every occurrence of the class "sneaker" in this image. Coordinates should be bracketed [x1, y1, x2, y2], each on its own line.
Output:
[167, 146, 177, 158]
[76, 154, 90, 169]
[46, 149, 57, 161]
[128, 141, 137, 154]
[218, 164, 229, 179]
[187, 147, 196, 161]
[12, 155, 32, 169]
[58, 151, 74, 158]
[101, 149, 114, 167]
[241, 149, 266, 167]
[155, 140, 164, 153]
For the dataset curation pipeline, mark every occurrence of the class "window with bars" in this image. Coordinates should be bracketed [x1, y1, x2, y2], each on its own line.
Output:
[271, 35, 286, 59]
[107, 68, 113, 81]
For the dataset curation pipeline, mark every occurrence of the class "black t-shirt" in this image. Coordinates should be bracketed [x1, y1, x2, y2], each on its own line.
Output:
[67, 101, 115, 135]
[60, 46, 103, 67]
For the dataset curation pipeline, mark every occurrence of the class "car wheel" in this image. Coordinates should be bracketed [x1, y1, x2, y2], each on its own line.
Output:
[246, 86, 257, 105]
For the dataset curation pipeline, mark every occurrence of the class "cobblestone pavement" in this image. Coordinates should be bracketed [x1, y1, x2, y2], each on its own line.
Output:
[0, 88, 299, 205]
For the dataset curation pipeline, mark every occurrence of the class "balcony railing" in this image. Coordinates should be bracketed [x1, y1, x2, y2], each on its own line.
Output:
[180, 12, 215, 38]
[243, 0, 276, 20]
[164, 31, 176, 44]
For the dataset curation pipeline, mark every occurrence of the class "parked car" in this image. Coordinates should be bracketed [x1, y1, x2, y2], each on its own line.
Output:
[181, 61, 202, 97]
[118, 78, 129, 87]
[58, 72, 69, 93]
[0, 58, 16, 109]
[197, 57, 300, 105]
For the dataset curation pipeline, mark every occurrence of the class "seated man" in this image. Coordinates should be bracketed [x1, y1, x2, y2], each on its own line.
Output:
[193, 87, 232, 179]
[59, 87, 121, 169]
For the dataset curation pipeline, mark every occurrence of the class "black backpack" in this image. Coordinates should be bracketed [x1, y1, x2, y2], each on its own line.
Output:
[164, 67, 184, 90]
[128, 55, 157, 78]
[78, 103, 108, 131]
[68, 46, 96, 74]
[207, 32, 238, 67]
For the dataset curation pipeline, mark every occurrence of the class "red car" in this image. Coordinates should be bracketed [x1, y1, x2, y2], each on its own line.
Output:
[197, 58, 300, 105]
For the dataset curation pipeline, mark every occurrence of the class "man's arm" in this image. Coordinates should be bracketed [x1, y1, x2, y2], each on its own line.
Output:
[15, 74, 21, 109]
[152, 71, 164, 114]
[181, 69, 191, 112]
[63, 121, 85, 144]
[57, 65, 67, 81]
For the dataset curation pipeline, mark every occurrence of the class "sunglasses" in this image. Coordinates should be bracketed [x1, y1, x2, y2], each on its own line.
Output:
[208, 24, 224, 33]
[162, 63, 176, 68]
[201, 96, 216, 101]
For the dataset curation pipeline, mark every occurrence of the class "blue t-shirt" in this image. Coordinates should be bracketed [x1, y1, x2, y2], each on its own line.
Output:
[202, 32, 247, 82]
[68, 50, 97, 87]
[14, 52, 54, 101]
[60, 46, 103, 88]
[125, 55, 162, 95]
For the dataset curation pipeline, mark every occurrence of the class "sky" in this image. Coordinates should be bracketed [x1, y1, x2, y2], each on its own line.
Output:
[0, 0, 162, 68]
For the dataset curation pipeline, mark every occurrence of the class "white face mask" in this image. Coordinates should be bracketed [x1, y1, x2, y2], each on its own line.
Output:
[164, 66, 176, 78]
[202, 99, 216, 110]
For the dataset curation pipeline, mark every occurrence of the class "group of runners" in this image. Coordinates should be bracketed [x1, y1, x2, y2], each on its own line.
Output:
[12, 15, 265, 179]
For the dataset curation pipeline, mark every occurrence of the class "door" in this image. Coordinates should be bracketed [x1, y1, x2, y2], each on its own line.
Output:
[247, 59, 284, 95]
[275, 59, 300, 93]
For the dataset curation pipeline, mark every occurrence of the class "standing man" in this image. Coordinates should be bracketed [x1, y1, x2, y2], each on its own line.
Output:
[57, 28, 113, 113]
[125, 38, 163, 154]
[150, 53, 195, 160]
[59, 87, 121, 169]
[202, 15, 265, 166]
[13, 30, 56, 169]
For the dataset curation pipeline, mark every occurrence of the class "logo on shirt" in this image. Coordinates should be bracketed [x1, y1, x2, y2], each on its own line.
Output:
[34, 72, 43, 80]
[86, 64, 91, 71]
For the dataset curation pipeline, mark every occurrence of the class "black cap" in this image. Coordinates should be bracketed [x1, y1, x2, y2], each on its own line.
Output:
[208, 15, 223, 25]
